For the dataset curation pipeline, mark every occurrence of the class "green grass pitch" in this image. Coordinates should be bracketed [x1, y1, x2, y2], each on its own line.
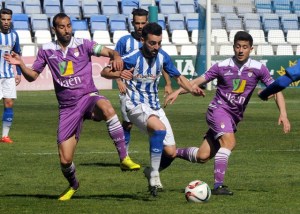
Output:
[0, 89, 299, 214]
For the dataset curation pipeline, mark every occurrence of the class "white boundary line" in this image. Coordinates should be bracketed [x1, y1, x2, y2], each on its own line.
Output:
[0, 149, 299, 156]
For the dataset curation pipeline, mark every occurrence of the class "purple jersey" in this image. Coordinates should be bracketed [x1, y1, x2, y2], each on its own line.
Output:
[204, 57, 274, 122]
[32, 37, 104, 106]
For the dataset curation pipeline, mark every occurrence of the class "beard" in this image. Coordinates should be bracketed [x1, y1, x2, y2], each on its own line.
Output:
[57, 34, 71, 44]
[143, 46, 158, 58]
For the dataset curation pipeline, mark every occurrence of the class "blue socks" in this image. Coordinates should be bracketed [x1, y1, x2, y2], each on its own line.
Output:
[124, 129, 131, 150]
[2, 108, 13, 137]
[150, 130, 166, 173]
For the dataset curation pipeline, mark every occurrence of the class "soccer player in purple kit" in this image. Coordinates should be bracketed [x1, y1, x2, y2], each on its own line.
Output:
[4, 13, 139, 200]
[0, 8, 22, 144]
[101, 22, 205, 196]
[165, 31, 291, 195]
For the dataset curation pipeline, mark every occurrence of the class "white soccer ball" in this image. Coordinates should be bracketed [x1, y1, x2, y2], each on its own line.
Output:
[185, 180, 211, 203]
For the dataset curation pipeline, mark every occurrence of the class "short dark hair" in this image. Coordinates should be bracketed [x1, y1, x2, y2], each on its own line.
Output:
[234, 31, 253, 47]
[0, 8, 13, 16]
[132, 8, 148, 18]
[142, 22, 162, 39]
[52, 13, 69, 28]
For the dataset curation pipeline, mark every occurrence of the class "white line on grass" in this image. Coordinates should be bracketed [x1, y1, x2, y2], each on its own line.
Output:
[0, 149, 299, 156]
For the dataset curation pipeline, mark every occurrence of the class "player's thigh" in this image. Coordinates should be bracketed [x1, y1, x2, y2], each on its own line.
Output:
[119, 94, 130, 122]
[147, 115, 165, 131]
[93, 98, 116, 121]
[127, 104, 162, 133]
[158, 109, 176, 147]
[1, 78, 16, 99]
[206, 107, 237, 135]
[58, 105, 84, 144]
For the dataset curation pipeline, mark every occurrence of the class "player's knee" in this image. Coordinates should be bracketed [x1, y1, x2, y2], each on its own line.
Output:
[163, 146, 176, 158]
[162, 151, 176, 159]
[60, 157, 73, 165]
[197, 158, 209, 164]
[102, 106, 116, 119]
[3, 99, 14, 108]
[196, 152, 211, 164]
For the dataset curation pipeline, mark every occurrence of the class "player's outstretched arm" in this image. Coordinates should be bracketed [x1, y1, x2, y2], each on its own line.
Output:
[176, 75, 206, 97]
[164, 75, 207, 108]
[258, 75, 293, 101]
[4, 51, 39, 82]
[274, 92, 291, 133]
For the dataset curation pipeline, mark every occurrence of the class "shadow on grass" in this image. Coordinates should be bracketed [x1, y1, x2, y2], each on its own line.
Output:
[1, 193, 158, 201]
[79, 162, 120, 167]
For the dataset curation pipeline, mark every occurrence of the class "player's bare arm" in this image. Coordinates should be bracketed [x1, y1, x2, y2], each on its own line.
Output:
[163, 89, 181, 108]
[101, 67, 134, 81]
[116, 78, 127, 94]
[164, 76, 207, 108]
[101, 47, 123, 71]
[177, 76, 208, 95]
[15, 74, 21, 86]
[162, 70, 173, 97]
[175, 75, 205, 97]
[273, 92, 291, 133]
[4, 51, 39, 82]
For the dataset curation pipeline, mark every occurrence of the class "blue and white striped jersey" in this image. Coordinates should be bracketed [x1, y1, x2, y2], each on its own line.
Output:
[115, 34, 142, 57]
[123, 48, 181, 110]
[0, 29, 21, 78]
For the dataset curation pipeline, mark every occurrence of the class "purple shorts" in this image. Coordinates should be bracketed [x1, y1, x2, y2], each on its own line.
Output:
[57, 93, 107, 144]
[205, 107, 239, 141]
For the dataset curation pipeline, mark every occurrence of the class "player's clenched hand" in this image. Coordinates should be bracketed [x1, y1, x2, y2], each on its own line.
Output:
[120, 68, 134, 80]
[278, 115, 291, 134]
[112, 55, 123, 71]
[164, 91, 180, 108]
[4, 51, 21, 65]
[191, 85, 205, 97]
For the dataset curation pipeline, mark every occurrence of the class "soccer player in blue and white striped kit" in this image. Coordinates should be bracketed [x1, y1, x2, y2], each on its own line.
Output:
[0, 8, 22, 144]
[259, 60, 300, 100]
[114, 9, 173, 171]
[101, 22, 205, 196]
